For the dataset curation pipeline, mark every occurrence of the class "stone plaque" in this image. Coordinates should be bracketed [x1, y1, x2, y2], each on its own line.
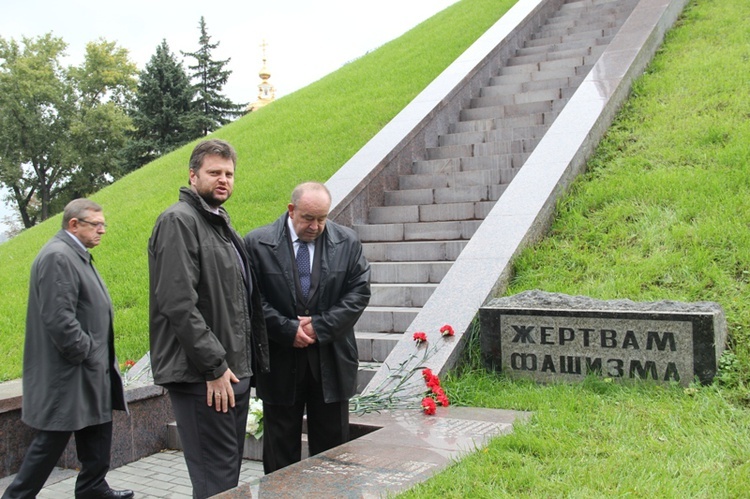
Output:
[480, 291, 726, 387]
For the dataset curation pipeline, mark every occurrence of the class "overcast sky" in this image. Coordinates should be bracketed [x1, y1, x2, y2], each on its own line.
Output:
[0, 0, 458, 236]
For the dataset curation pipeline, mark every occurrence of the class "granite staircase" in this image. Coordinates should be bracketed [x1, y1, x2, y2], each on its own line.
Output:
[353, 0, 639, 390]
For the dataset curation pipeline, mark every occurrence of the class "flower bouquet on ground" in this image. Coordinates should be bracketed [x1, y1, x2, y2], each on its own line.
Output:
[350, 324, 455, 416]
[246, 397, 264, 440]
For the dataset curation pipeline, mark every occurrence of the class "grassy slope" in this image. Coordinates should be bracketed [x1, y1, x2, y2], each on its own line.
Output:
[0, 0, 518, 380]
[401, 0, 750, 496]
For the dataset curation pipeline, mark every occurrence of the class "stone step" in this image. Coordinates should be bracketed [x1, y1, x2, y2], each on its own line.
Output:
[490, 65, 591, 86]
[398, 169, 502, 190]
[369, 283, 438, 307]
[411, 156, 512, 175]
[469, 87, 562, 109]
[449, 112, 556, 133]
[459, 99, 556, 123]
[537, 17, 621, 39]
[427, 142, 527, 160]
[553, 0, 636, 19]
[526, 27, 620, 47]
[362, 240, 467, 263]
[546, 10, 624, 28]
[356, 362, 380, 393]
[355, 306, 421, 333]
[515, 35, 612, 57]
[369, 200, 496, 224]
[479, 76, 581, 98]
[369, 261, 453, 284]
[506, 44, 601, 67]
[356, 332, 401, 362]
[355, 220, 482, 242]
[383, 184, 505, 206]
[497, 55, 592, 76]
[464, 153, 530, 172]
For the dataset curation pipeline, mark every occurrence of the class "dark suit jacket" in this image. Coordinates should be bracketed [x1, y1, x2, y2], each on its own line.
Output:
[22, 230, 127, 431]
[244, 214, 370, 404]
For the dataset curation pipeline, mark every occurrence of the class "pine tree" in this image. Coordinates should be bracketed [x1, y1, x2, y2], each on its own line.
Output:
[123, 40, 196, 171]
[183, 17, 246, 136]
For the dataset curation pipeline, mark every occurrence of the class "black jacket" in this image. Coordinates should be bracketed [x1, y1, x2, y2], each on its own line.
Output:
[149, 188, 269, 385]
[244, 213, 370, 404]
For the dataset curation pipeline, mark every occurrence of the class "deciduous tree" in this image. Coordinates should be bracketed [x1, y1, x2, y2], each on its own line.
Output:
[0, 34, 136, 229]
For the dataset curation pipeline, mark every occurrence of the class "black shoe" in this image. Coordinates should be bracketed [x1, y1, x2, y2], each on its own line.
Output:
[99, 490, 135, 499]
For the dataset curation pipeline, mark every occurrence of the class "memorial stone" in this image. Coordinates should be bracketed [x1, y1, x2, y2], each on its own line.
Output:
[480, 291, 726, 387]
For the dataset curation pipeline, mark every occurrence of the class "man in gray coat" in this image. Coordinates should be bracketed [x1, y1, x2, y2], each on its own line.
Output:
[149, 139, 269, 499]
[2, 199, 131, 499]
[244, 182, 370, 473]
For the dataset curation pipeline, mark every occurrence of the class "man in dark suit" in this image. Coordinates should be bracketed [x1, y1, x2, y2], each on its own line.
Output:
[2, 199, 132, 499]
[244, 181, 370, 474]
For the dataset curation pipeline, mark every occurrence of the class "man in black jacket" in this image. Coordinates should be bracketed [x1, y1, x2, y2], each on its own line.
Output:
[244, 181, 370, 474]
[149, 139, 269, 498]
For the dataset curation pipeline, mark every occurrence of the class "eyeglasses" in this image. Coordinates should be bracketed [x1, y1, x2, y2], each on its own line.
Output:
[78, 219, 108, 229]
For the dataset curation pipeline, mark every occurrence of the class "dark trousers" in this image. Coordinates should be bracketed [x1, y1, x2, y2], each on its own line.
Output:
[167, 377, 251, 499]
[262, 361, 349, 474]
[2, 421, 113, 499]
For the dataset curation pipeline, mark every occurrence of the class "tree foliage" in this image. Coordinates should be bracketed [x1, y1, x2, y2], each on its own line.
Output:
[123, 40, 196, 171]
[183, 17, 246, 136]
[0, 34, 137, 229]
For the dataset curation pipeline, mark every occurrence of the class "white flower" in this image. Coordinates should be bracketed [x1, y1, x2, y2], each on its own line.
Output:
[246, 397, 264, 439]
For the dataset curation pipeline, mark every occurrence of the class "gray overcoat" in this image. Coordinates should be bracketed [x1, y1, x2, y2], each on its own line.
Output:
[22, 230, 127, 431]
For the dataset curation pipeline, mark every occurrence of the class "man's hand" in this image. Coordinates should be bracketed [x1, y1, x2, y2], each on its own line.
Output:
[206, 368, 239, 412]
[292, 316, 317, 348]
[299, 316, 317, 341]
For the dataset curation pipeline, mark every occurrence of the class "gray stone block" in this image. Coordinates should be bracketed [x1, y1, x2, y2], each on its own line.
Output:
[411, 158, 461, 175]
[369, 261, 452, 284]
[473, 140, 511, 156]
[403, 221, 481, 241]
[356, 332, 400, 362]
[419, 202, 477, 222]
[480, 291, 727, 387]
[459, 155, 513, 171]
[438, 131, 487, 147]
[399, 170, 500, 191]
[355, 306, 420, 333]
[384, 189, 434, 206]
[362, 240, 467, 262]
[370, 283, 436, 307]
[354, 223, 404, 242]
[368, 205, 419, 224]
[460, 105, 505, 122]
[426, 143, 473, 160]
[434, 185, 491, 204]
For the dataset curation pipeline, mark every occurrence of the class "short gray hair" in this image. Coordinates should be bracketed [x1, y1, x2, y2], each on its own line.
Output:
[291, 182, 331, 206]
[62, 199, 102, 229]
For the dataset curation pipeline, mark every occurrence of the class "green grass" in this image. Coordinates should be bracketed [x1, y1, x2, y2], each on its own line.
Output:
[403, 365, 750, 497]
[0, 0, 517, 380]
[3, 0, 750, 494]
[398, 0, 750, 495]
[505, 0, 750, 393]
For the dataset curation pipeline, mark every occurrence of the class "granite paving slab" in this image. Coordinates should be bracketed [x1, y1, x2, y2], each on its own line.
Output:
[215, 406, 530, 498]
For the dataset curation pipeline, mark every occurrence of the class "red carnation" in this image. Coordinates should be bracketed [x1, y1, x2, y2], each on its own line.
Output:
[440, 324, 455, 337]
[437, 392, 450, 407]
[427, 376, 441, 391]
[413, 331, 427, 345]
[422, 368, 433, 381]
[421, 397, 437, 415]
